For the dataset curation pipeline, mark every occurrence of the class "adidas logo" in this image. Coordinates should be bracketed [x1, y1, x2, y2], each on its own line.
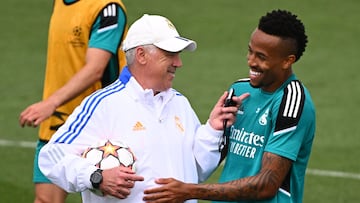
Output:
[132, 121, 145, 131]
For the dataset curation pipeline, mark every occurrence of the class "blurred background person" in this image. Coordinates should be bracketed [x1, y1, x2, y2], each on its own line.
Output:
[19, 0, 128, 202]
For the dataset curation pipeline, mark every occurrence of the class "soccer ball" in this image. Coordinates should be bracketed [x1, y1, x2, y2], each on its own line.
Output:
[82, 140, 136, 171]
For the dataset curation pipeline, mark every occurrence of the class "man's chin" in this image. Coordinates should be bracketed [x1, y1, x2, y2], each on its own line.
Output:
[249, 81, 261, 89]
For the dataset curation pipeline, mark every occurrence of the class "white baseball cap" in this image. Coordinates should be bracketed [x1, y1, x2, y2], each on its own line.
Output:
[122, 14, 197, 52]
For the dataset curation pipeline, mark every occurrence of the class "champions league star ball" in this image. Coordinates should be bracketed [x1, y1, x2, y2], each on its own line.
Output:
[82, 140, 136, 171]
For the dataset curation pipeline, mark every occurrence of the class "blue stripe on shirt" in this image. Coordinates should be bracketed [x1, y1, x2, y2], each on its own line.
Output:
[55, 79, 125, 144]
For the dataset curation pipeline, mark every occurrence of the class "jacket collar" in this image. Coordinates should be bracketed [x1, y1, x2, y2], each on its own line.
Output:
[119, 66, 176, 106]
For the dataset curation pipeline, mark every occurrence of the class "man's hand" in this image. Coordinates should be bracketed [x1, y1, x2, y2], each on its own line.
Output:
[143, 178, 189, 203]
[100, 166, 144, 199]
[19, 100, 57, 127]
[209, 91, 250, 130]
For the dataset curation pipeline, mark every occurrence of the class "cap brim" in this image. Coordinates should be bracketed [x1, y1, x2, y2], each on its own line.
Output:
[154, 36, 197, 52]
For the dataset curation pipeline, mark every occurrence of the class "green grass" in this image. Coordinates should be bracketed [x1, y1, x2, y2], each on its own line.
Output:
[1, 0, 360, 202]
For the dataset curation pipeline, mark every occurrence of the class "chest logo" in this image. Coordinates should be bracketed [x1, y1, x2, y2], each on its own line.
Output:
[258, 109, 269, 126]
[237, 105, 244, 115]
[70, 26, 85, 47]
[133, 121, 145, 131]
[175, 116, 184, 133]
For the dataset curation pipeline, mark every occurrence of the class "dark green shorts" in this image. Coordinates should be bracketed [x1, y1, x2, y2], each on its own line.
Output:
[33, 140, 51, 183]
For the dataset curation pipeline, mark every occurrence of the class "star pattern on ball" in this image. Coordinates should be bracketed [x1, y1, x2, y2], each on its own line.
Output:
[98, 140, 121, 159]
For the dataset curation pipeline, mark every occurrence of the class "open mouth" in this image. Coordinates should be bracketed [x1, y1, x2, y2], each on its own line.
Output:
[250, 69, 262, 78]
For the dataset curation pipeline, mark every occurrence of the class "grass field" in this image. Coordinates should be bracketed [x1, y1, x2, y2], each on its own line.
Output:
[1, 0, 360, 202]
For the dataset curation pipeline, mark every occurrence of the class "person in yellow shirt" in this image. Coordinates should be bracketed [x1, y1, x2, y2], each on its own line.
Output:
[19, 0, 128, 202]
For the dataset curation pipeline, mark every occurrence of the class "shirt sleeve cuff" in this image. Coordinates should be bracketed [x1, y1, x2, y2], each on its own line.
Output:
[79, 165, 98, 189]
[204, 120, 223, 138]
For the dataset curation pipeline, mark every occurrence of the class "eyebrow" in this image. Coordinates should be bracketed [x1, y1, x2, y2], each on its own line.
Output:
[248, 45, 267, 59]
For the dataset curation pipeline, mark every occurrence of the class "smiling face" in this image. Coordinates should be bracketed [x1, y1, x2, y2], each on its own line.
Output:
[141, 45, 183, 93]
[247, 28, 296, 92]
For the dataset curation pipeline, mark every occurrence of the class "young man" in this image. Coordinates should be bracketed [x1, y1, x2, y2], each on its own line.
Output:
[19, 0, 128, 202]
[38, 14, 249, 203]
[143, 9, 316, 203]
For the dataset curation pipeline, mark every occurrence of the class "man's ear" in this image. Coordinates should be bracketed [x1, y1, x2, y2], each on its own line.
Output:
[136, 46, 147, 65]
[283, 54, 296, 70]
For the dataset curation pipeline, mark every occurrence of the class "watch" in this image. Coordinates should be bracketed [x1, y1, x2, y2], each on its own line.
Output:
[90, 169, 103, 189]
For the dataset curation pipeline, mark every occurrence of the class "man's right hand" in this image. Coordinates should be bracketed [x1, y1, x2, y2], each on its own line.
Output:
[100, 166, 144, 199]
[19, 100, 57, 127]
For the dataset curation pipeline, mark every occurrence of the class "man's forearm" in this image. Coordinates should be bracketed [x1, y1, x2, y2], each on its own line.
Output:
[185, 176, 275, 201]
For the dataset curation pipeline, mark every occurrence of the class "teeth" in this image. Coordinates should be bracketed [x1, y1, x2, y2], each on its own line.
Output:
[250, 70, 261, 76]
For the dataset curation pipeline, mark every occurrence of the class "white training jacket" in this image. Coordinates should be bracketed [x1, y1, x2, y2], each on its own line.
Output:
[39, 67, 222, 203]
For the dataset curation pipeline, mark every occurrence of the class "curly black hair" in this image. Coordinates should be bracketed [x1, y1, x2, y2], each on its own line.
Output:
[258, 9, 308, 62]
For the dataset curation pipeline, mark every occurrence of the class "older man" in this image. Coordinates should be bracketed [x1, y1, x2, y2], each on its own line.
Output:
[39, 14, 248, 203]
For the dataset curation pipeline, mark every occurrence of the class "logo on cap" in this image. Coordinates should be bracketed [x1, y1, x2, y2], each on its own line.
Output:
[165, 19, 176, 30]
